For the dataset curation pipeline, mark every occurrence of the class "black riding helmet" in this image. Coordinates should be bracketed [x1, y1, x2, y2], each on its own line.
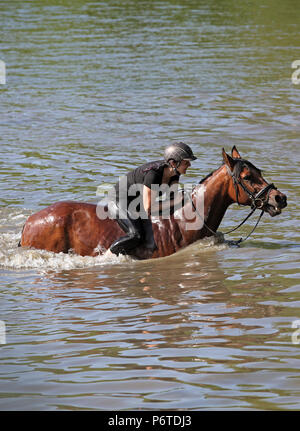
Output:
[164, 142, 197, 165]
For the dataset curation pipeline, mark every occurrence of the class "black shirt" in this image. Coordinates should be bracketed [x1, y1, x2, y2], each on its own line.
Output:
[115, 160, 180, 209]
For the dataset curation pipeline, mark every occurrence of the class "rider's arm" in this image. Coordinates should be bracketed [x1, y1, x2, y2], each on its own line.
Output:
[143, 184, 184, 217]
[143, 185, 154, 216]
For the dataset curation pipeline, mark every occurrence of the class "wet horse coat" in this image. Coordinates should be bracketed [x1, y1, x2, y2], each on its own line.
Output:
[20, 147, 287, 260]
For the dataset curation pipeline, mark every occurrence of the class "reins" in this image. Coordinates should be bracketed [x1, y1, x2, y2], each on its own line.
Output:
[186, 164, 277, 246]
[186, 191, 262, 245]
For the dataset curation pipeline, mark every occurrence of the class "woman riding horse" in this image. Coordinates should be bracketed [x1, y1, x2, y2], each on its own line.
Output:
[108, 142, 197, 256]
[19, 146, 287, 259]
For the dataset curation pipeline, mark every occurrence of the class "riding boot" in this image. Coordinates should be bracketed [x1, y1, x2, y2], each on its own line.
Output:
[110, 231, 141, 255]
[108, 201, 157, 256]
[110, 217, 142, 255]
[109, 203, 142, 256]
[141, 218, 157, 252]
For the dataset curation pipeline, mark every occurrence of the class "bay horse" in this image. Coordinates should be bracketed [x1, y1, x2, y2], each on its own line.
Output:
[19, 147, 287, 260]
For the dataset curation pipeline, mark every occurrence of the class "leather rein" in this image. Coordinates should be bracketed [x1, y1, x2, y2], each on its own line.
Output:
[187, 166, 277, 245]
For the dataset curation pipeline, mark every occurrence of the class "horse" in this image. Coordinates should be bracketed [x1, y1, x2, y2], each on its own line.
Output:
[19, 147, 287, 260]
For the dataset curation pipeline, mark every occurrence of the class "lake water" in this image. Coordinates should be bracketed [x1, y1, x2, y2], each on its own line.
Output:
[0, 0, 300, 410]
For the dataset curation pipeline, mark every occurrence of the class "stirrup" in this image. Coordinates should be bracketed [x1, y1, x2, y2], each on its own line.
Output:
[110, 242, 127, 256]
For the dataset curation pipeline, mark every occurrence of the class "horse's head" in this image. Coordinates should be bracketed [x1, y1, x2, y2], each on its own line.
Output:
[222, 146, 287, 217]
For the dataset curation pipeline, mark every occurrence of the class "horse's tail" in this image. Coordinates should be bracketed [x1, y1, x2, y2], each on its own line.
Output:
[18, 224, 25, 247]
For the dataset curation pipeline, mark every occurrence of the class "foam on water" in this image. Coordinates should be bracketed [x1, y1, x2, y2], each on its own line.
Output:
[0, 241, 127, 270]
[0, 227, 124, 271]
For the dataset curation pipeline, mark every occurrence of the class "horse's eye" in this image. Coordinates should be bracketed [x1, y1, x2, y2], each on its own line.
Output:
[243, 175, 252, 181]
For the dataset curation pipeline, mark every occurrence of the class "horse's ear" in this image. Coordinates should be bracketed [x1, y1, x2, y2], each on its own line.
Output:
[222, 148, 235, 171]
[231, 145, 241, 159]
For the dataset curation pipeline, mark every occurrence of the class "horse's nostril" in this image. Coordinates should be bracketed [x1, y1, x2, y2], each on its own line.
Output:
[275, 194, 287, 206]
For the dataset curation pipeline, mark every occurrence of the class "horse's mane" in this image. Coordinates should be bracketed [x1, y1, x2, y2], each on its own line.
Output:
[198, 158, 261, 185]
[199, 170, 216, 184]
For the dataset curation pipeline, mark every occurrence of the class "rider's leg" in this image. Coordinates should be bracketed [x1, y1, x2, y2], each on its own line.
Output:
[109, 202, 142, 255]
[140, 218, 157, 252]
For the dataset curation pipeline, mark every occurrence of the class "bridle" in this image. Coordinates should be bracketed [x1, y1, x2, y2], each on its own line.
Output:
[230, 166, 277, 211]
[187, 163, 277, 245]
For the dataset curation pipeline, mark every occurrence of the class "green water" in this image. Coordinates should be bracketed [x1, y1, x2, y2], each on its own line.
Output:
[0, 0, 299, 410]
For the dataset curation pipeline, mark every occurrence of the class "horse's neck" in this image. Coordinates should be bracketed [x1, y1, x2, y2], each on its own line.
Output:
[150, 166, 233, 255]
[195, 165, 232, 234]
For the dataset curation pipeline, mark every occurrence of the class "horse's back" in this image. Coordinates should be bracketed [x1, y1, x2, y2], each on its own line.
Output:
[20, 201, 122, 256]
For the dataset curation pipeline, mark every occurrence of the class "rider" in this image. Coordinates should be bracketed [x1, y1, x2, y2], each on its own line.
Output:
[109, 142, 197, 256]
